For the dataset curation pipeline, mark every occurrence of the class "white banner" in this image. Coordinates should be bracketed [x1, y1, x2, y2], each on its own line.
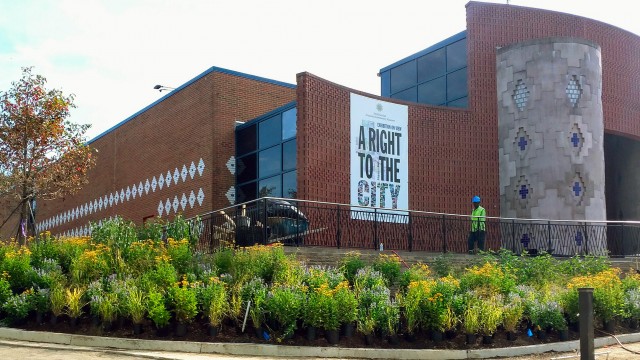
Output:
[350, 93, 408, 221]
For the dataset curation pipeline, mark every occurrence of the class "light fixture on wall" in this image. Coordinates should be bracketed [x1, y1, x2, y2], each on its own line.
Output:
[153, 85, 176, 93]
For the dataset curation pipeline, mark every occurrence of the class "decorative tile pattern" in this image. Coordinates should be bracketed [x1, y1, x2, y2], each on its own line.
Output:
[566, 75, 582, 106]
[512, 79, 529, 111]
[520, 233, 530, 248]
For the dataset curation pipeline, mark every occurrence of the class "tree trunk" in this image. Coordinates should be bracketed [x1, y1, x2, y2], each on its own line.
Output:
[17, 198, 28, 245]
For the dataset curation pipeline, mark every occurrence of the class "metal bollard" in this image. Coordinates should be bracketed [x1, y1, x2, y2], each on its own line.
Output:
[579, 288, 594, 360]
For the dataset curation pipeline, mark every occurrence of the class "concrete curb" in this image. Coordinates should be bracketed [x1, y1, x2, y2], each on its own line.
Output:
[0, 327, 639, 359]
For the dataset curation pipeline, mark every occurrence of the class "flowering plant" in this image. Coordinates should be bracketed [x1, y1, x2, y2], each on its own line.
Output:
[265, 284, 304, 339]
[200, 277, 227, 328]
[146, 289, 170, 329]
[65, 287, 86, 319]
[478, 294, 504, 336]
[168, 277, 198, 323]
[567, 268, 625, 322]
[502, 292, 525, 332]
[334, 281, 358, 325]
[373, 253, 401, 286]
[240, 277, 268, 329]
[530, 300, 567, 331]
[2, 289, 35, 323]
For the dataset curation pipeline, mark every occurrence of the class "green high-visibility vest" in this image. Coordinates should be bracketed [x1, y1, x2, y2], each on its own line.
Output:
[471, 206, 486, 232]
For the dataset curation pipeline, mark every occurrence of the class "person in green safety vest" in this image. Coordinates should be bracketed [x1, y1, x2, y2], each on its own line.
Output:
[468, 195, 486, 254]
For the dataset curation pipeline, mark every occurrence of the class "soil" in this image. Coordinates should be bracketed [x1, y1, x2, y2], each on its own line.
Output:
[14, 313, 640, 351]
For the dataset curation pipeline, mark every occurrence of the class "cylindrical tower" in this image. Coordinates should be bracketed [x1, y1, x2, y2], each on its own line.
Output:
[497, 37, 605, 254]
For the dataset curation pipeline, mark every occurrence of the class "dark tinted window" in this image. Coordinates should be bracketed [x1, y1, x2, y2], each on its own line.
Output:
[237, 182, 256, 203]
[282, 170, 297, 198]
[282, 139, 296, 171]
[417, 48, 446, 83]
[390, 60, 416, 94]
[259, 115, 281, 149]
[282, 108, 297, 140]
[259, 175, 281, 197]
[236, 125, 256, 156]
[236, 154, 257, 184]
[391, 87, 417, 103]
[259, 145, 281, 178]
[418, 76, 446, 105]
[447, 68, 467, 101]
[446, 39, 467, 71]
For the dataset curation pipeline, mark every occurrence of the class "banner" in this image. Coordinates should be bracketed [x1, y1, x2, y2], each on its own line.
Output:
[350, 93, 408, 221]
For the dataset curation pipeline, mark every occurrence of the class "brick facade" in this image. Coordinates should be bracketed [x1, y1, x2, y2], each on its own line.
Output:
[0, 69, 295, 239]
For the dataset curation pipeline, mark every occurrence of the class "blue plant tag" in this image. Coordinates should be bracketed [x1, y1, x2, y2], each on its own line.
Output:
[527, 328, 533, 337]
[263, 330, 270, 341]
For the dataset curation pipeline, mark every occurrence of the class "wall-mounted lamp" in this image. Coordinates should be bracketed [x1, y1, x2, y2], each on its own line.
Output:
[153, 85, 176, 93]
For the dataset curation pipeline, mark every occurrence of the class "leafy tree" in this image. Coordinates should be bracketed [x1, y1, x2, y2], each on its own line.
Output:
[0, 67, 96, 243]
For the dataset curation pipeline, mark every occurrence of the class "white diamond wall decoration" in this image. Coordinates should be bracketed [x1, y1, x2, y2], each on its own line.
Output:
[132, 184, 137, 199]
[89, 202, 94, 214]
[189, 162, 196, 179]
[165, 171, 172, 187]
[94, 199, 98, 211]
[226, 186, 236, 204]
[79, 206, 84, 218]
[138, 182, 144, 196]
[114, 192, 119, 205]
[188, 191, 196, 208]
[98, 197, 103, 210]
[197, 158, 205, 176]
[180, 194, 187, 211]
[172, 196, 179, 213]
[152, 177, 157, 192]
[164, 199, 171, 215]
[126, 186, 131, 201]
[173, 168, 180, 184]
[226, 156, 236, 175]
[197, 188, 205, 206]
[145, 179, 150, 194]
[158, 175, 164, 190]
[75, 207, 80, 219]
[120, 189, 125, 202]
[181, 165, 187, 182]
[84, 203, 89, 216]
[108, 194, 113, 207]
[70, 210, 74, 221]
[158, 201, 164, 217]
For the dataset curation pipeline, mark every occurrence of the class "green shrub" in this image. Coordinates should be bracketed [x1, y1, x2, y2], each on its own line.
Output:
[373, 253, 402, 286]
[147, 289, 170, 329]
[339, 252, 366, 286]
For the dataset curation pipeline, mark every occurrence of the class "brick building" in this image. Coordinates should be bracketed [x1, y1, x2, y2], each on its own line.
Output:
[3, 2, 640, 245]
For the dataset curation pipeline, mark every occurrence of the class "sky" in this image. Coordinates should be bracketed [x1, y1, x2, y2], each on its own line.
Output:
[1, 0, 638, 141]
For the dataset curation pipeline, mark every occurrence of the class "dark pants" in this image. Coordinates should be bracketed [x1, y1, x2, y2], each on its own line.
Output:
[468, 230, 486, 253]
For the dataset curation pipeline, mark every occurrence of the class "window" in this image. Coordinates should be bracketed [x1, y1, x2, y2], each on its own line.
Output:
[259, 175, 281, 197]
[417, 47, 446, 83]
[418, 76, 446, 105]
[283, 171, 297, 198]
[236, 153, 257, 184]
[390, 61, 416, 94]
[447, 68, 467, 101]
[236, 125, 256, 156]
[282, 108, 297, 140]
[237, 182, 256, 203]
[446, 38, 467, 71]
[392, 87, 417, 103]
[259, 145, 281, 178]
[282, 139, 296, 171]
[259, 115, 281, 149]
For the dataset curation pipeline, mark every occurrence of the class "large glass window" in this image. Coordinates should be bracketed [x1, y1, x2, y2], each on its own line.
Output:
[418, 76, 446, 105]
[447, 96, 468, 108]
[236, 125, 256, 156]
[259, 115, 281, 149]
[283, 170, 297, 198]
[392, 87, 417, 103]
[236, 103, 297, 203]
[236, 153, 257, 184]
[259, 145, 281, 178]
[259, 175, 281, 197]
[417, 47, 446, 83]
[282, 108, 297, 140]
[390, 61, 416, 94]
[447, 68, 467, 101]
[282, 139, 296, 171]
[446, 38, 467, 71]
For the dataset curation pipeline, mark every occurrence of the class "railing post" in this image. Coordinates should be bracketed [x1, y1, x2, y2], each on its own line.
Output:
[374, 208, 379, 250]
[547, 220, 552, 253]
[579, 288, 595, 360]
[441, 214, 447, 253]
[620, 222, 625, 256]
[262, 198, 268, 245]
[408, 212, 413, 252]
[511, 219, 516, 253]
[336, 205, 341, 249]
[583, 221, 589, 255]
[295, 200, 300, 247]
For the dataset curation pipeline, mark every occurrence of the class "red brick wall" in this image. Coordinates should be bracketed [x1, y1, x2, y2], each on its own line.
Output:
[7, 70, 295, 238]
[466, 1, 640, 140]
[296, 73, 484, 216]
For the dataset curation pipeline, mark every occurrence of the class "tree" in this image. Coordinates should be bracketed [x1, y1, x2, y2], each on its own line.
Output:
[0, 67, 96, 244]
